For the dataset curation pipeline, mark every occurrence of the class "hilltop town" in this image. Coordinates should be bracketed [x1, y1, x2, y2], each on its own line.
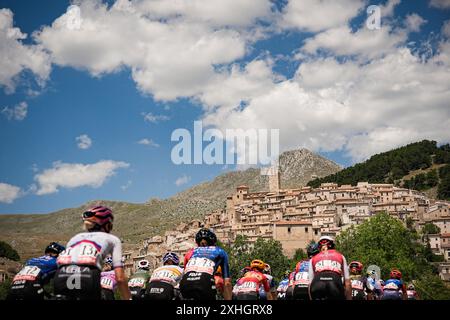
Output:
[123, 168, 450, 283]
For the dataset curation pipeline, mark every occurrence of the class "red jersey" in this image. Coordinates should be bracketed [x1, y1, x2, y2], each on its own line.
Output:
[311, 249, 346, 276]
[236, 270, 270, 294]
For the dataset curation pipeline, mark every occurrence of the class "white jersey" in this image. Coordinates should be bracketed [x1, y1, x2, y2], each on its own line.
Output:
[149, 265, 184, 287]
[57, 231, 123, 270]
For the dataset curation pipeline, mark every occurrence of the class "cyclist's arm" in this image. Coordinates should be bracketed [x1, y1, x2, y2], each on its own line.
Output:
[114, 267, 131, 300]
[401, 284, 407, 300]
[341, 256, 352, 300]
[262, 278, 273, 300]
[220, 251, 232, 300]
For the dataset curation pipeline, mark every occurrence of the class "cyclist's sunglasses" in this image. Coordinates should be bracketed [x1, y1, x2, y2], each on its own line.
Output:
[82, 211, 96, 219]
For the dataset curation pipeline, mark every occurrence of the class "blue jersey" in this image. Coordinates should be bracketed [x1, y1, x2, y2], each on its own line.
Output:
[184, 246, 230, 278]
[25, 255, 58, 284]
[277, 278, 289, 293]
[384, 279, 403, 291]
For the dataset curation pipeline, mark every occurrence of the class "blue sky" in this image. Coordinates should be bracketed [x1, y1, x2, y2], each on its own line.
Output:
[0, 0, 449, 213]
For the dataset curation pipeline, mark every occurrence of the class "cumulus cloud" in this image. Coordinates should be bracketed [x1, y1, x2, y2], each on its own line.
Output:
[34, 160, 129, 195]
[1, 101, 27, 120]
[175, 174, 190, 187]
[280, 0, 365, 32]
[430, 0, 450, 9]
[0, 9, 50, 92]
[137, 138, 159, 147]
[0, 182, 22, 204]
[34, 0, 272, 101]
[76, 134, 92, 149]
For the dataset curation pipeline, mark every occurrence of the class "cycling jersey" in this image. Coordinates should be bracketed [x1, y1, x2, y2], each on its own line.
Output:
[382, 278, 405, 300]
[407, 290, 418, 300]
[308, 249, 349, 300]
[234, 270, 270, 300]
[180, 246, 230, 300]
[54, 231, 123, 300]
[57, 232, 123, 270]
[7, 255, 58, 300]
[349, 274, 368, 300]
[146, 265, 183, 300]
[276, 278, 289, 300]
[259, 274, 275, 300]
[294, 260, 310, 288]
[129, 269, 150, 300]
[100, 270, 116, 300]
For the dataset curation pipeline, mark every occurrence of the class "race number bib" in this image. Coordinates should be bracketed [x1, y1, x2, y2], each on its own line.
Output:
[185, 257, 215, 275]
[101, 277, 114, 290]
[13, 266, 41, 282]
[314, 260, 342, 274]
[238, 281, 258, 293]
[150, 270, 179, 284]
[351, 280, 364, 290]
[294, 272, 309, 286]
[57, 242, 99, 266]
[384, 282, 399, 291]
[128, 277, 146, 288]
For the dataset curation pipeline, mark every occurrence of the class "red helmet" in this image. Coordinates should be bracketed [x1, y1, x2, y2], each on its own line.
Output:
[390, 269, 402, 279]
[82, 206, 114, 226]
[349, 261, 363, 273]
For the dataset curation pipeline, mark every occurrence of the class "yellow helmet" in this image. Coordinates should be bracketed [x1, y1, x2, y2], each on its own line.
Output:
[215, 266, 222, 275]
[250, 259, 265, 271]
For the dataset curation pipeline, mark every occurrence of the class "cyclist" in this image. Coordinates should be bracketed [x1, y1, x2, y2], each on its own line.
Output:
[260, 263, 277, 300]
[180, 228, 232, 300]
[53, 206, 131, 300]
[292, 242, 320, 300]
[276, 271, 291, 300]
[100, 256, 116, 300]
[382, 269, 407, 300]
[348, 261, 368, 300]
[7, 242, 65, 300]
[407, 283, 419, 300]
[232, 267, 251, 300]
[308, 236, 351, 300]
[214, 266, 225, 299]
[146, 252, 183, 300]
[234, 259, 273, 300]
[129, 259, 151, 300]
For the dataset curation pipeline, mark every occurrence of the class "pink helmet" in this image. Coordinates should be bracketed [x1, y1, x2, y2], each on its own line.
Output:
[82, 206, 113, 226]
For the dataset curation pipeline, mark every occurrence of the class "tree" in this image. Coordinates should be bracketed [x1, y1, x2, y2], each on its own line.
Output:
[336, 212, 431, 281]
[250, 238, 291, 282]
[0, 279, 11, 300]
[414, 272, 450, 300]
[422, 223, 441, 235]
[0, 241, 20, 261]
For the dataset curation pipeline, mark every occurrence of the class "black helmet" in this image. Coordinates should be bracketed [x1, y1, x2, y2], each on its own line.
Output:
[307, 243, 320, 258]
[195, 228, 217, 246]
[45, 242, 65, 256]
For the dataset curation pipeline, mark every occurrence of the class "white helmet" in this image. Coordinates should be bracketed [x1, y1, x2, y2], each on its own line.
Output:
[138, 259, 150, 270]
[318, 235, 335, 249]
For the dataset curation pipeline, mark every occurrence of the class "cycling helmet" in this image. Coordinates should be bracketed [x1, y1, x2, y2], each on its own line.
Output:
[318, 235, 335, 249]
[45, 242, 65, 256]
[284, 270, 291, 278]
[138, 259, 150, 270]
[307, 243, 320, 257]
[390, 269, 402, 280]
[104, 256, 113, 265]
[407, 284, 415, 290]
[250, 259, 265, 271]
[195, 228, 217, 246]
[82, 206, 114, 226]
[349, 261, 363, 273]
[162, 252, 180, 265]
[366, 269, 376, 277]
[263, 263, 271, 275]
[215, 266, 222, 275]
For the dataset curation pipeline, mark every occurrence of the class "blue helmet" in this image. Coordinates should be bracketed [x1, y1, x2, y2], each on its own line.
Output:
[45, 242, 65, 256]
[162, 252, 180, 265]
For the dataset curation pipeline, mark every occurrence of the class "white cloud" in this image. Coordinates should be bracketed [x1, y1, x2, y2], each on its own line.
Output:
[137, 138, 159, 147]
[34, 1, 271, 101]
[0, 182, 22, 204]
[201, 46, 450, 163]
[405, 13, 427, 32]
[0, 9, 50, 92]
[34, 160, 129, 195]
[76, 134, 92, 149]
[430, 0, 450, 9]
[175, 174, 191, 187]
[142, 112, 170, 124]
[1, 101, 27, 120]
[280, 0, 365, 32]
